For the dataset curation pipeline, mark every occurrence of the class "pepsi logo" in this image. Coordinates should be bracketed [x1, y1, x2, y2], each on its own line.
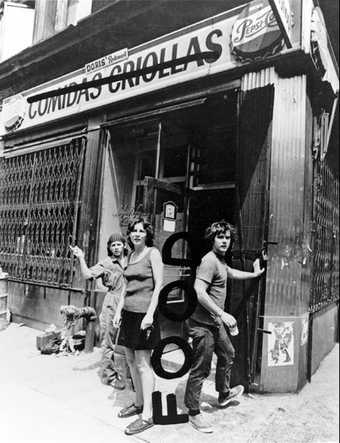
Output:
[231, 0, 283, 61]
[3, 94, 26, 132]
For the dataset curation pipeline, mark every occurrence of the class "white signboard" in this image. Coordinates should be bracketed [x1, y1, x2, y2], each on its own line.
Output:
[1, 7, 243, 135]
[163, 219, 176, 233]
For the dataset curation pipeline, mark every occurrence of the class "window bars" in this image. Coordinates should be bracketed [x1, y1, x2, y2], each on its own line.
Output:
[0, 137, 86, 288]
[310, 160, 339, 313]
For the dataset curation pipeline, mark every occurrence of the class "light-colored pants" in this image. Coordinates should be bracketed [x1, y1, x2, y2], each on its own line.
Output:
[99, 292, 129, 384]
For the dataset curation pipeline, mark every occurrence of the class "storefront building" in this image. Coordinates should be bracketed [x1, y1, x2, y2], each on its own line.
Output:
[0, 0, 338, 393]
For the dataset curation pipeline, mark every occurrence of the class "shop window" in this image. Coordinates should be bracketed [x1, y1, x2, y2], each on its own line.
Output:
[163, 145, 187, 179]
[109, 121, 159, 225]
[110, 147, 135, 219]
[108, 96, 238, 239]
[137, 150, 156, 180]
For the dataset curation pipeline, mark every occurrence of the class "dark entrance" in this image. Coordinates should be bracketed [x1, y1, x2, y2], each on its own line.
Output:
[104, 90, 266, 387]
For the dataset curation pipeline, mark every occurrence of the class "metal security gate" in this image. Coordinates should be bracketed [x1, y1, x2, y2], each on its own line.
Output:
[310, 160, 339, 313]
[0, 137, 86, 288]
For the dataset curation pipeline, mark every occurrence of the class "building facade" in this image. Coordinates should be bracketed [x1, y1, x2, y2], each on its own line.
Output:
[0, 0, 338, 393]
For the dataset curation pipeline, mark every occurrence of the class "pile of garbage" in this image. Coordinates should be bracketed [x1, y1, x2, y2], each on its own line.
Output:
[36, 305, 96, 355]
[36, 324, 87, 355]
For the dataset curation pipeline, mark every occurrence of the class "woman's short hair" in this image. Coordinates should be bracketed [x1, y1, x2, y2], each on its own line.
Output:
[126, 216, 154, 249]
[106, 232, 127, 256]
[204, 220, 236, 249]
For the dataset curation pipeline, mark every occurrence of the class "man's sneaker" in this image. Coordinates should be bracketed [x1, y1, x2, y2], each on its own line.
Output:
[189, 414, 213, 433]
[218, 385, 244, 407]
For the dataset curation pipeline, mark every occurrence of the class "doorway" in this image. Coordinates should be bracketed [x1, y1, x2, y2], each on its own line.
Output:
[105, 93, 238, 338]
[108, 93, 238, 255]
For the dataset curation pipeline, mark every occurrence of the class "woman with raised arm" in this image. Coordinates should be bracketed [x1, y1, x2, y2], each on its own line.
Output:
[70, 233, 128, 389]
[113, 216, 163, 436]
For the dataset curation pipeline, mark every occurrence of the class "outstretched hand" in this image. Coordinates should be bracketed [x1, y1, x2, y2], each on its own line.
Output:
[253, 258, 265, 277]
[70, 245, 84, 259]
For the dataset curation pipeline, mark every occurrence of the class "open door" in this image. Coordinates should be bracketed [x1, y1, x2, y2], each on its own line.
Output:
[105, 94, 240, 343]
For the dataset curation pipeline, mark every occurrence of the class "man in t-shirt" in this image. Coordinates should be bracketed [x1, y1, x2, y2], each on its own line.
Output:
[71, 233, 128, 389]
[185, 221, 264, 433]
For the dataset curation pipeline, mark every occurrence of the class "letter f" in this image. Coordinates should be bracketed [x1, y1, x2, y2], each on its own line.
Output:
[152, 391, 188, 424]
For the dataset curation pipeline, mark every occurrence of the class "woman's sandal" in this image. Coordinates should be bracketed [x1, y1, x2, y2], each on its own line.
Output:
[125, 417, 153, 435]
[118, 403, 143, 418]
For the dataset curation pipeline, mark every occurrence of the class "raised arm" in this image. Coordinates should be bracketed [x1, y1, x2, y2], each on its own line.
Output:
[69, 245, 93, 279]
[140, 248, 164, 330]
[227, 258, 265, 280]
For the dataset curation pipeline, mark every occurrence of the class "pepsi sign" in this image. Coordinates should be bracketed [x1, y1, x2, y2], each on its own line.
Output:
[231, 0, 283, 61]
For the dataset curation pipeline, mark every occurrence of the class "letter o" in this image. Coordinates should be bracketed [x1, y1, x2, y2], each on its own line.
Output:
[158, 279, 197, 322]
[151, 336, 193, 379]
[142, 52, 157, 82]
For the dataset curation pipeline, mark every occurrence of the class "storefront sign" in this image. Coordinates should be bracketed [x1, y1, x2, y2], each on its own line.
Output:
[0, 8, 247, 135]
[0, 1, 294, 135]
[85, 48, 128, 74]
[1, 8, 243, 134]
[268, 0, 293, 48]
[231, 0, 283, 60]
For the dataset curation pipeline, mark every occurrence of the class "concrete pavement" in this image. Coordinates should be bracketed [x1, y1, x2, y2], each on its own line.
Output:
[0, 323, 338, 443]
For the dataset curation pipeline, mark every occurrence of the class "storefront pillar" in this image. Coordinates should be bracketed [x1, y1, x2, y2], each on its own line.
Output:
[259, 74, 311, 392]
[73, 116, 107, 343]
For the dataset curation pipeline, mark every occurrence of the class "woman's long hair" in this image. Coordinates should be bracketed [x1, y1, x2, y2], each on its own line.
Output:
[126, 216, 154, 249]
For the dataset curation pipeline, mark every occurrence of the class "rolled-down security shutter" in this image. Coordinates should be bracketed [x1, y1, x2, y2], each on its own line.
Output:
[0, 136, 86, 288]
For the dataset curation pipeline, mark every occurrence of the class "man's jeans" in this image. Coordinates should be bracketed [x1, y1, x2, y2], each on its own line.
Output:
[184, 318, 235, 412]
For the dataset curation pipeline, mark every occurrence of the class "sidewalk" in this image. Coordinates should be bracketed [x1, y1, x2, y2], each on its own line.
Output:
[0, 323, 338, 443]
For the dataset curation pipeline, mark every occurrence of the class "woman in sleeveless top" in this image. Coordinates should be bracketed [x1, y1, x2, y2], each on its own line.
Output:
[113, 217, 163, 436]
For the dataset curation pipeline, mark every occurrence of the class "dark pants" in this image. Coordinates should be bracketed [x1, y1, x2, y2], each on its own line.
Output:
[184, 319, 235, 413]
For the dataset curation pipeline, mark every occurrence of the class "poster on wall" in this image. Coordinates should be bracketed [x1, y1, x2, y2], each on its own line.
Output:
[268, 321, 294, 366]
